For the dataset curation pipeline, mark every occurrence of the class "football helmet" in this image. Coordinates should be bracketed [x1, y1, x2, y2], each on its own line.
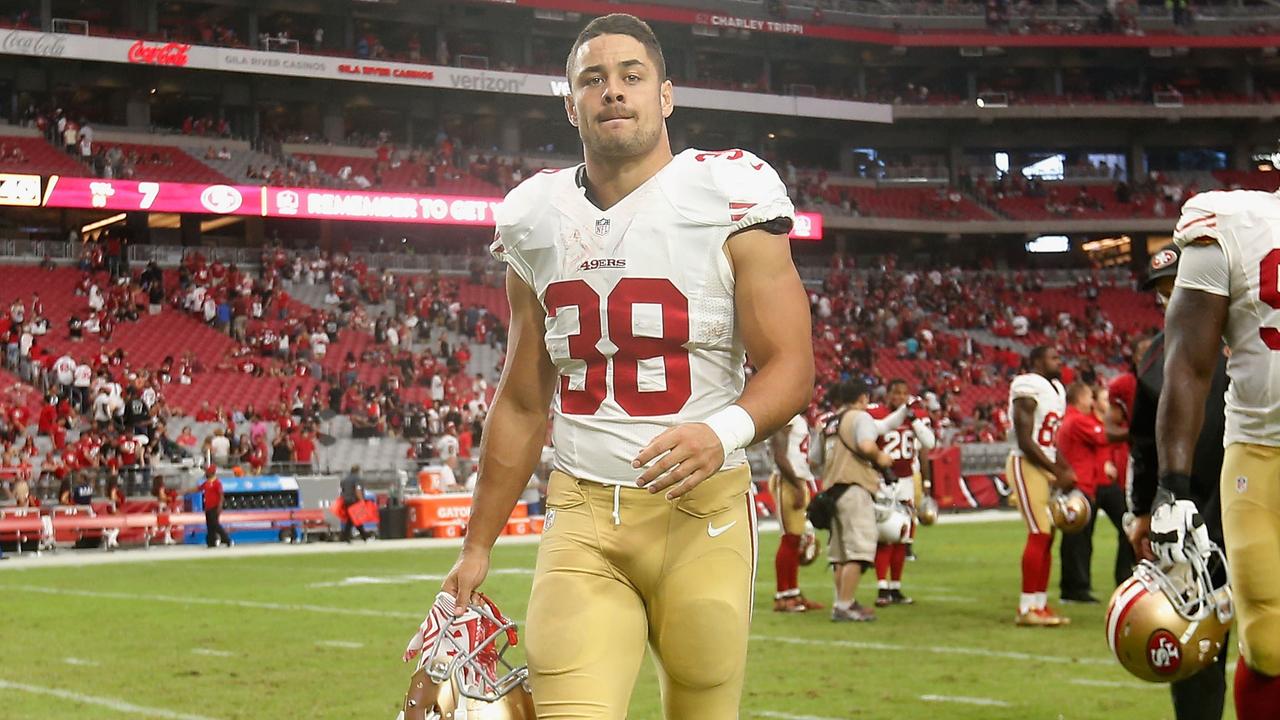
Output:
[874, 498, 911, 544]
[916, 496, 939, 526]
[1105, 540, 1233, 683]
[398, 592, 533, 720]
[798, 521, 820, 566]
[1048, 488, 1091, 534]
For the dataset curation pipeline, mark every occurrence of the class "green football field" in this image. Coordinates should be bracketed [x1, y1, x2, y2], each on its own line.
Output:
[0, 518, 1234, 720]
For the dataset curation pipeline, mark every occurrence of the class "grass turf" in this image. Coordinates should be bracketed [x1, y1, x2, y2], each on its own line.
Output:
[0, 518, 1232, 720]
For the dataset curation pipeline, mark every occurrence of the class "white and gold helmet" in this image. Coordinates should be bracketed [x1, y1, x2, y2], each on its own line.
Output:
[1105, 540, 1233, 683]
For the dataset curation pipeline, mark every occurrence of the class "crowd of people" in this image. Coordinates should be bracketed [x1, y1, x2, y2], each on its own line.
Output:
[805, 254, 1156, 444]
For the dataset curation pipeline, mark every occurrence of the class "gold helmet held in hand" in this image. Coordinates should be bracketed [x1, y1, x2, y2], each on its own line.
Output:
[1048, 488, 1091, 534]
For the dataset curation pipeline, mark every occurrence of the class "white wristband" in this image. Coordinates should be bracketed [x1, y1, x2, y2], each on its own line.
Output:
[703, 405, 757, 457]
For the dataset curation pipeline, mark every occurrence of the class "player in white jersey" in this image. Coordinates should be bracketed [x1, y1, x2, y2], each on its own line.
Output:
[1005, 345, 1077, 627]
[1154, 190, 1280, 718]
[768, 414, 823, 612]
[434, 14, 814, 719]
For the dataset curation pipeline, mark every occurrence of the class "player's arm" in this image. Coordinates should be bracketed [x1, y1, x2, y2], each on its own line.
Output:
[1013, 396, 1074, 487]
[770, 429, 804, 490]
[635, 227, 814, 498]
[443, 268, 556, 611]
[872, 403, 911, 435]
[1156, 286, 1228, 502]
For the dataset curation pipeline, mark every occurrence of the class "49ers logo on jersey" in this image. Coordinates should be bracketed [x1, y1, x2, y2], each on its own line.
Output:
[1147, 630, 1182, 676]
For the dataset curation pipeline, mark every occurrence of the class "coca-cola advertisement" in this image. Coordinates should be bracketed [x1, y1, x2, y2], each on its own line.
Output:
[126, 40, 190, 67]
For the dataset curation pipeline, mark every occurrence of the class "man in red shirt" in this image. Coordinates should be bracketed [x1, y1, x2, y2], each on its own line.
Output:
[198, 466, 232, 548]
[1055, 382, 1121, 603]
[291, 429, 316, 470]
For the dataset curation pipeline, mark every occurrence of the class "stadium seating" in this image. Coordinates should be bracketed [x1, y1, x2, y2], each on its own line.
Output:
[92, 142, 231, 184]
[1213, 170, 1280, 192]
[0, 135, 87, 177]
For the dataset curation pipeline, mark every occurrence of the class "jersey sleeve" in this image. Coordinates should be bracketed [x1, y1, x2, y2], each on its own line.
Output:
[490, 171, 557, 291]
[1174, 241, 1230, 298]
[1173, 193, 1225, 248]
[706, 150, 795, 234]
[1009, 375, 1044, 402]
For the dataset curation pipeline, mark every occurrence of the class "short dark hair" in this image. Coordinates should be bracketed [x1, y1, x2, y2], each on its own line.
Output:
[566, 13, 666, 82]
[1028, 345, 1052, 366]
[830, 379, 870, 407]
[887, 378, 908, 392]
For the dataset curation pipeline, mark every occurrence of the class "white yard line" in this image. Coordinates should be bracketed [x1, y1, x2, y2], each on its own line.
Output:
[308, 567, 533, 589]
[2, 584, 421, 620]
[0, 678, 223, 720]
[62, 657, 99, 667]
[190, 648, 235, 658]
[315, 640, 364, 649]
[919, 694, 1012, 707]
[751, 634, 1113, 666]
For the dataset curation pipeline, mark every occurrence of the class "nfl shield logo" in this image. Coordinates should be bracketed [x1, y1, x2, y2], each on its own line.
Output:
[594, 218, 611, 236]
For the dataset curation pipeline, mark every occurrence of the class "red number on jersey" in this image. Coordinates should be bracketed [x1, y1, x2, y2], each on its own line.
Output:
[694, 149, 744, 162]
[544, 280, 607, 414]
[1259, 249, 1280, 350]
[1037, 412, 1061, 447]
[545, 278, 692, 417]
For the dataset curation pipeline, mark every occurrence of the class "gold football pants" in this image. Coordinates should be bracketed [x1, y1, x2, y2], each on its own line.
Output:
[1221, 443, 1280, 675]
[525, 465, 756, 719]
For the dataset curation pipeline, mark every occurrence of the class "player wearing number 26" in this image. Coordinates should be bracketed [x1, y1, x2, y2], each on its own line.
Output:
[1156, 190, 1280, 718]
[437, 12, 815, 720]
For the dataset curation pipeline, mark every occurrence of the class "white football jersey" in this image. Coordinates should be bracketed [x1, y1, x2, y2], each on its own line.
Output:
[1174, 190, 1280, 446]
[1007, 373, 1066, 462]
[783, 414, 814, 482]
[492, 148, 795, 485]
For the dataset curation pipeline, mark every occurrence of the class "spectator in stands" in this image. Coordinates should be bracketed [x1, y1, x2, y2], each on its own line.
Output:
[339, 465, 372, 542]
[198, 466, 232, 548]
[209, 427, 231, 467]
[176, 426, 198, 449]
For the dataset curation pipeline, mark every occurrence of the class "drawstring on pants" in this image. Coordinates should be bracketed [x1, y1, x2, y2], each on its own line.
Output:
[611, 485, 621, 526]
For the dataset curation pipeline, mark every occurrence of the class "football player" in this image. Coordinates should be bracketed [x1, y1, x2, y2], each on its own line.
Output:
[1126, 243, 1231, 720]
[768, 413, 824, 612]
[1152, 192, 1280, 718]
[868, 379, 933, 607]
[437, 13, 814, 719]
[1006, 345, 1077, 626]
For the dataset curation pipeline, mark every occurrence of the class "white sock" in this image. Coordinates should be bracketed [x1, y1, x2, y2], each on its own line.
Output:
[1019, 593, 1036, 614]
[834, 600, 852, 611]
[888, 581, 901, 591]
[877, 579, 889, 590]
[1034, 592, 1048, 610]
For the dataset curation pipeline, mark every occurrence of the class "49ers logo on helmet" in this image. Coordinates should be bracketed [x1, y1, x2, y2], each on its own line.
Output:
[1147, 630, 1182, 675]
[1150, 248, 1178, 271]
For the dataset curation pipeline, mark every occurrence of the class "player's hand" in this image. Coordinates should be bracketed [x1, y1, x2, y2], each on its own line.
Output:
[1150, 498, 1210, 570]
[1127, 513, 1155, 562]
[1052, 466, 1077, 491]
[634, 422, 725, 500]
[441, 546, 490, 618]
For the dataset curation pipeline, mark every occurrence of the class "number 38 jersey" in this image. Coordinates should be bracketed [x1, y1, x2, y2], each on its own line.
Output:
[1007, 373, 1066, 462]
[1174, 190, 1280, 446]
[491, 148, 795, 486]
